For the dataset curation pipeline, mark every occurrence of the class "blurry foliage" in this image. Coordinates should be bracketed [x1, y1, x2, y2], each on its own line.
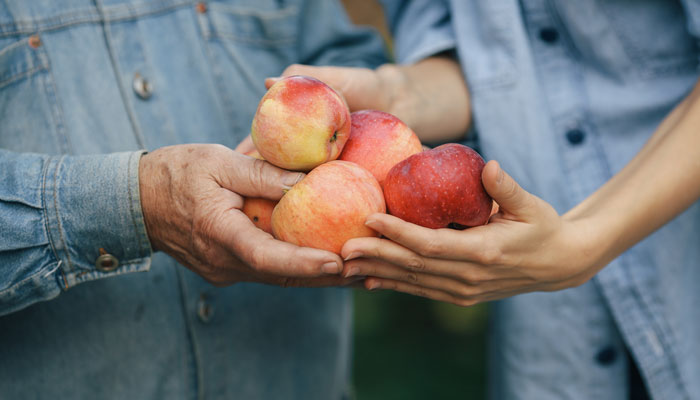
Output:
[352, 289, 488, 399]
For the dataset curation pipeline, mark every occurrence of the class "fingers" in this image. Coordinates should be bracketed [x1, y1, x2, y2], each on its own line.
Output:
[216, 150, 304, 201]
[482, 160, 537, 219]
[363, 277, 477, 307]
[234, 135, 256, 155]
[215, 205, 343, 278]
[361, 213, 488, 262]
[342, 236, 501, 282]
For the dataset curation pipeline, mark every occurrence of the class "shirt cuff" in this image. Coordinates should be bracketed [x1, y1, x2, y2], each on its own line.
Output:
[43, 151, 152, 289]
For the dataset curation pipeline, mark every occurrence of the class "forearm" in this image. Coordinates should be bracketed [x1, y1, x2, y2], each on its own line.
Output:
[565, 80, 700, 269]
[377, 55, 471, 143]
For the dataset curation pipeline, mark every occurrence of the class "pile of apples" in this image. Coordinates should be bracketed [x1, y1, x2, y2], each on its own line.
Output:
[242, 75, 492, 255]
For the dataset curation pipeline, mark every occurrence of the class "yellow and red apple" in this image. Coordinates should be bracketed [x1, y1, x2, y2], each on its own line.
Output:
[251, 75, 351, 171]
[271, 160, 385, 255]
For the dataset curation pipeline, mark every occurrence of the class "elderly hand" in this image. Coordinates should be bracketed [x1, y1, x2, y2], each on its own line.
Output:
[139, 144, 350, 287]
[341, 161, 606, 306]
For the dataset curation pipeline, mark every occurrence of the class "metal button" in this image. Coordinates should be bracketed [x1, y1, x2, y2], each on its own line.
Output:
[196, 2, 207, 13]
[95, 249, 119, 272]
[132, 72, 153, 100]
[28, 35, 42, 49]
[565, 129, 586, 145]
[539, 27, 559, 44]
[595, 346, 618, 366]
[197, 295, 214, 323]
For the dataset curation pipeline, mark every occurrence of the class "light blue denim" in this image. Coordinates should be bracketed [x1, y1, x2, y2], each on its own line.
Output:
[0, 1, 386, 398]
[382, 0, 700, 399]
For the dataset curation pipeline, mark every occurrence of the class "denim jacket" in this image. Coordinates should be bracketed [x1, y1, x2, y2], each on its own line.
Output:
[0, 1, 385, 398]
[383, 0, 700, 399]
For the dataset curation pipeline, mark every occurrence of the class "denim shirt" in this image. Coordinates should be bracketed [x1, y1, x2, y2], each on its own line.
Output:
[0, 1, 385, 398]
[383, 0, 700, 399]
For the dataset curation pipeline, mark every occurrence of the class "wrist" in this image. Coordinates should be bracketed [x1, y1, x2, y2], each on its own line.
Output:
[375, 63, 415, 126]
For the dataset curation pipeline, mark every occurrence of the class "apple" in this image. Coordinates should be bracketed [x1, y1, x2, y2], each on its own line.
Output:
[383, 143, 492, 229]
[242, 197, 276, 234]
[271, 160, 385, 254]
[339, 110, 422, 186]
[239, 148, 276, 234]
[251, 75, 351, 171]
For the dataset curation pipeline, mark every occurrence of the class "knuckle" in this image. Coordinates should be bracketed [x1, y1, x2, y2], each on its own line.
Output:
[418, 237, 445, 258]
[405, 255, 426, 271]
[405, 272, 419, 283]
[457, 284, 478, 299]
[478, 245, 503, 265]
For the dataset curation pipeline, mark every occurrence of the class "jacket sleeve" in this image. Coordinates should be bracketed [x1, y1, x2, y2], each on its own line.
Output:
[296, 0, 388, 68]
[0, 149, 152, 316]
[379, 0, 457, 64]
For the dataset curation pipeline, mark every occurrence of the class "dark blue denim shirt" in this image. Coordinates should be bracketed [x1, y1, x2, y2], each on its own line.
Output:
[0, 1, 386, 398]
[383, 0, 700, 399]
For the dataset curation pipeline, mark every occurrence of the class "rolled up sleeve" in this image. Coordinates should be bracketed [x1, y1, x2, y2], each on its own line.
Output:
[380, 0, 457, 64]
[0, 150, 152, 316]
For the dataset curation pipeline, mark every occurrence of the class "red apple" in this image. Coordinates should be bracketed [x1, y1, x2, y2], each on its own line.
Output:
[339, 110, 422, 186]
[251, 75, 351, 171]
[239, 148, 276, 234]
[271, 160, 385, 254]
[383, 143, 492, 229]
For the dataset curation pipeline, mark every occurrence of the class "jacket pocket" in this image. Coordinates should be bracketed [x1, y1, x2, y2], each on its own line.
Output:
[196, 1, 299, 137]
[0, 36, 69, 154]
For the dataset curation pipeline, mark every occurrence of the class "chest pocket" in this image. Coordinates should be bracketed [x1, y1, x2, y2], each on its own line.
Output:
[196, 1, 299, 137]
[0, 36, 69, 154]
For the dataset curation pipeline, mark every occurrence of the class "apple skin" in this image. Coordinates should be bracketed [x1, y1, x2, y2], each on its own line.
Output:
[242, 197, 276, 234]
[383, 143, 492, 229]
[251, 75, 351, 171]
[239, 148, 276, 234]
[339, 110, 423, 186]
[271, 160, 386, 255]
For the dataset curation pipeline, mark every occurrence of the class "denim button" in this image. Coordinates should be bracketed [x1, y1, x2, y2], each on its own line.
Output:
[133, 72, 153, 100]
[539, 27, 559, 44]
[197, 295, 214, 323]
[95, 251, 119, 272]
[565, 129, 585, 145]
[595, 346, 618, 366]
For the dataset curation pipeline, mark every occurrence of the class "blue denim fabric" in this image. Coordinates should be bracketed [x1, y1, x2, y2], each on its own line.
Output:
[0, 0, 386, 398]
[383, 0, 700, 399]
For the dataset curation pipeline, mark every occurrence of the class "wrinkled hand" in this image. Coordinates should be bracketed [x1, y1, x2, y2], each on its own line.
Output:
[341, 161, 604, 306]
[139, 144, 351, 287]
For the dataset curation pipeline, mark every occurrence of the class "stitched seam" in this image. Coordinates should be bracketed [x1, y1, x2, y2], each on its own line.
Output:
[41, 156, 66, 289]
[0, 65, 47, 89]
[51, 155, 75, 273]
[208, 32, 296, 46]
[0, 1, 195, 37]
[0, 261, 61, 297]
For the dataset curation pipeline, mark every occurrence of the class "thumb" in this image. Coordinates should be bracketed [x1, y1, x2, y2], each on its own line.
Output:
[482, 160, 536, 219]
[218, 151, 304, 201]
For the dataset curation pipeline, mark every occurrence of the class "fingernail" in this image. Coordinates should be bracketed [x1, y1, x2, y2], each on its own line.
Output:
[367, 280, 380, 290]
[265, 77, 281, 86]
[365, 218, 377, 228]
[344, 266, 360, 278]
[344, 252, 361, 261]
[321, 261, 340, 274]
[496, 166, 504, 184]
[282, 173, 304, 191]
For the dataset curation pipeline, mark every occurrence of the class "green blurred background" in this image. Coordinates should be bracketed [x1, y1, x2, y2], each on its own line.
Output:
[338, 2, 489, 398]
[352, 290, 488, 399]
